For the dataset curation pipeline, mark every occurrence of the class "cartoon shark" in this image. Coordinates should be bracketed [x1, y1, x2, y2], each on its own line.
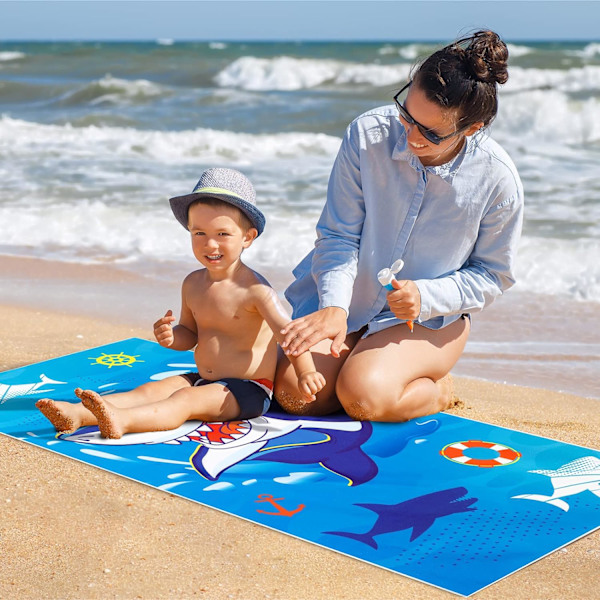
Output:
[512, 456, 600, 512]
[253, 415, 440, 485]
[60, 413, 376, 485]
[184, 414, 380, 485]
[326, 487, 478, 548]
[0, 374, 66, 405]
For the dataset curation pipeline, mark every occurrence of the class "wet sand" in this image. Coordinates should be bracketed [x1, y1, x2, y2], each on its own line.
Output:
[1, 303, 598, 599]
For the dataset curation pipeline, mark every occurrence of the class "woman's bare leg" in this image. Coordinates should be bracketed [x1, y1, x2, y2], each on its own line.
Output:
[274, 331, 363, 416]
[336, 318, 470, 422]
[35, 375, 193, 433]
[79, 383, 240, 439]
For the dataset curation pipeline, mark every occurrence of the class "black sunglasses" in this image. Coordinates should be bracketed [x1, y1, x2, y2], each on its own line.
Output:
[393, 82, 468, 146]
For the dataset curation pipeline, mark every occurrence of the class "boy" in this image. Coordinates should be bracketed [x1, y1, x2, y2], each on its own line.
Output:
[36, 168, 325, 439]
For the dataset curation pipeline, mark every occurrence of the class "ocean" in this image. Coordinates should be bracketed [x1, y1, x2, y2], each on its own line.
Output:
[0, 40, 598, 398]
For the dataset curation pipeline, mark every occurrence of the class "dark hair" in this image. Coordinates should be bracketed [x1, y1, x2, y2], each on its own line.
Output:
[188, 197, 254, 231]
[413, 30, 509, 128]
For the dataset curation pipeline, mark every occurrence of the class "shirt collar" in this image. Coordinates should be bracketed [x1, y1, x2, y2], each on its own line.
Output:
[392, 127, 476, 183]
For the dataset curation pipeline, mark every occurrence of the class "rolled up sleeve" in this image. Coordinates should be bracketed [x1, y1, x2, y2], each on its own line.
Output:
[416, 190, 524, 321]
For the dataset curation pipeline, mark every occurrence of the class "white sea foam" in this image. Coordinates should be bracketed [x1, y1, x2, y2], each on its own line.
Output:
[209, 42, 228, 50]
[505, 65, 600, 93]
[334, 63, 412, 87]
[0, 51, 25, 61]
[576, 42, 600, 59]
[377, 43, 433, 60]
[495, 89, 600, 145]
[514, 237, 600, 302]
[214, 56, 338, 90]
[0, 113, 598, 303]
[216, 59, 600, 93]
[52, 75, 168, 107]
[214, 56, 411, 90]
[0, 117, 333, 273]
[0, 116, 341, 165]
[506, 44, 534, 58]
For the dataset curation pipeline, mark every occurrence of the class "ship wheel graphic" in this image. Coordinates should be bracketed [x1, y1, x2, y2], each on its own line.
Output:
[88, 352, 144, 369]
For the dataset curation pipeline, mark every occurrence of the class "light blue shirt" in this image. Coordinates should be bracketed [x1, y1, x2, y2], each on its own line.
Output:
[285, 105, 524, 335]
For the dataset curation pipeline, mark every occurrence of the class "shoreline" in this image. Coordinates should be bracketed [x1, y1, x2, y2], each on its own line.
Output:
[1, 303, 598, 599]
[1, 254, 598, 399]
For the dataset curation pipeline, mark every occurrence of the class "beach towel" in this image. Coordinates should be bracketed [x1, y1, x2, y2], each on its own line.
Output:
[1, 338, 599, 597]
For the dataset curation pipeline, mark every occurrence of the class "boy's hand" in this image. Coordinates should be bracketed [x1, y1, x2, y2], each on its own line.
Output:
[154, 310, 176, 347]
[298, 371, 326, 402]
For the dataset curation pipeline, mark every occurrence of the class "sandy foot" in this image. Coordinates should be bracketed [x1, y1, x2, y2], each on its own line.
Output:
[35, 398, 77, 434]
[79, 389, 123, 439]
[438, 374, 465, 411]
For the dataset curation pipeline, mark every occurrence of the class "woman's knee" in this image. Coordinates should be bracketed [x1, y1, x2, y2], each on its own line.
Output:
[336, 366, 402, 421]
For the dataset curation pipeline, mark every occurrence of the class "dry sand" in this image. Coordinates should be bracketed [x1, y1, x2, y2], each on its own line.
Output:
[1, 304, 598, 600]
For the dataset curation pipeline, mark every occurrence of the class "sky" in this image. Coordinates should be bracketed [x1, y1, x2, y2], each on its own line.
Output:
[0, 0, 599, 42]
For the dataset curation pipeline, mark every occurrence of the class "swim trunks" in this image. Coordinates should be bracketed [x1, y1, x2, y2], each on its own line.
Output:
[180, 372, 273, 420]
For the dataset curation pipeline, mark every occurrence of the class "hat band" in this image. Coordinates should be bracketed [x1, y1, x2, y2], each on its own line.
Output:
[192, 186, 246, 201]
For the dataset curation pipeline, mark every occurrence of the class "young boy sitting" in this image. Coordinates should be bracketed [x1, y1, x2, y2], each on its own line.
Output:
[36, 167, 325, 439]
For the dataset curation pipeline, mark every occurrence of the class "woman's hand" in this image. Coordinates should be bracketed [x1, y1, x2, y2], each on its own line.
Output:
[387, 279, 421, 320]
[280, 306, 348, 358]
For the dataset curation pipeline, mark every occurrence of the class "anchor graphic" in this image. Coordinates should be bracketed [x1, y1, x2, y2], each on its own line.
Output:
[255, 494, 305, 517]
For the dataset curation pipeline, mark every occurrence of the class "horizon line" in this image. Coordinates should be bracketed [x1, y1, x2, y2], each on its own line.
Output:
[2, 38, 598, 44]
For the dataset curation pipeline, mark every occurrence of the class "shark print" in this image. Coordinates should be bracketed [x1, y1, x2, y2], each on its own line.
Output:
[61, 413, 376, 485]
[326, 487, 478, 547]
[0, 374, 66, 405]
[512, 456, 600, 511]
[60, 410, 441, 486]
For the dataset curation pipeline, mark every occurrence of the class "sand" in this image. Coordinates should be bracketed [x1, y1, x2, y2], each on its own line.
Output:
[1, 303, 599, 600]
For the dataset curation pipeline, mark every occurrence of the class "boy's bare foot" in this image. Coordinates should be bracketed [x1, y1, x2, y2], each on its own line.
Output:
[35, 398, 77, 434]
[79, 390, 123, 439]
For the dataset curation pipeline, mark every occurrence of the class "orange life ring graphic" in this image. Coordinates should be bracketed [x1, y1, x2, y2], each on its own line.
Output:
[440, 440, 521, 468]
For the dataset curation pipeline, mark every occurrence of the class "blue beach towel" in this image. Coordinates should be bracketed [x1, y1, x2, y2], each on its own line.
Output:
[1, 338, 599, 597]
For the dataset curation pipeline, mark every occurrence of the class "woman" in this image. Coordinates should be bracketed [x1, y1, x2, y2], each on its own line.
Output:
[275, 30, 524, 422]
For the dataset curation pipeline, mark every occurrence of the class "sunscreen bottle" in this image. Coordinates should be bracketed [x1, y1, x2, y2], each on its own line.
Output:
[377, 259, 414, 333]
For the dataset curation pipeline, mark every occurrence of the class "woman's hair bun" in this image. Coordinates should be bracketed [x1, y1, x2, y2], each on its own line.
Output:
[462, 30, 509, 85]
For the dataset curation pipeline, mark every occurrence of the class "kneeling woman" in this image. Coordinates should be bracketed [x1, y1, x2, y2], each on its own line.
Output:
[275, 30, 523, 422]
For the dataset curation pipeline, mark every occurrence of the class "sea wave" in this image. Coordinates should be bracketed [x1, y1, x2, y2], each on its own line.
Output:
[214, 56, 411, 90]
[495, 89, 600, 145]
[506, 65, 600, 92]
[2, 198, 598, 304]
[575, 42, 600, 59]
[378, 43, 434, 60]
[0, 51, 25, 62]
[0, 116, 342, 164]
[514, 237, 600, 302]
[506, 43, 534, 58]
[214, 56, 600, 93]
[56, 75, 169, 106]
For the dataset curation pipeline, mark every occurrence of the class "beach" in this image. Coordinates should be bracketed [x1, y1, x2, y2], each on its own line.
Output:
[1, 259, 599, 600]
[1, 38, 599, 598]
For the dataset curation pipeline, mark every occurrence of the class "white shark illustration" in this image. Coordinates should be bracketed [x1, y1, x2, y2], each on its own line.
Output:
[60, 414, 365, 480]
[512, 456, 600, 512]
[0, 374, 66, 405]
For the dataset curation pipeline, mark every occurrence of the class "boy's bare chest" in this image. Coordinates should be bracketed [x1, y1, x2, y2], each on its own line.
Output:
[189, 286, 258, 330]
